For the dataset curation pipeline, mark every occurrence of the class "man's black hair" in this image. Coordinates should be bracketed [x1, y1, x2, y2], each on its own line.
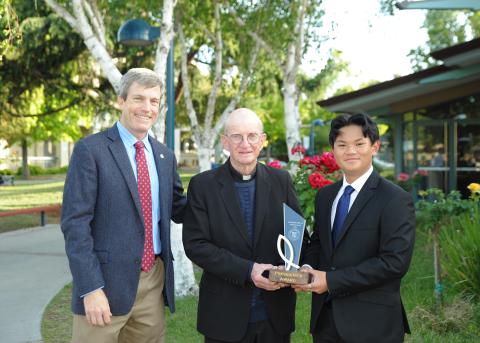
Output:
[328, 113, 380, 147]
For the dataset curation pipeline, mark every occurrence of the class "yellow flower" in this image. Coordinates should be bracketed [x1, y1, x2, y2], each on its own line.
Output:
[418, 190, 428, 198]
[467, 183, 480, 194]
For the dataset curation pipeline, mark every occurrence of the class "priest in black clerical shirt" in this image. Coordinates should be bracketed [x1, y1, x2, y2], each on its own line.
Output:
[183, 108, 304, 343]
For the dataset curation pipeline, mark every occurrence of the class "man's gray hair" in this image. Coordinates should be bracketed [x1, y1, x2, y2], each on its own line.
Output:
[119, 68, 161, 99]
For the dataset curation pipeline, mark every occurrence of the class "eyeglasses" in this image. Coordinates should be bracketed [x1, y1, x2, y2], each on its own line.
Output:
[225, 133, 263, 145]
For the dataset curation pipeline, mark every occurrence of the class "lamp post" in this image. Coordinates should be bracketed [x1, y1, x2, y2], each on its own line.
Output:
[307, 119, 325, 156]
[117, 19, 175, 150]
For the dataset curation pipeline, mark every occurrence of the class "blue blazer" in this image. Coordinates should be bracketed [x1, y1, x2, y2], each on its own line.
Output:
[61, 124, 186, 315]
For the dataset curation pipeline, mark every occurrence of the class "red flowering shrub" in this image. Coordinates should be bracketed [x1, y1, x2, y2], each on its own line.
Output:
[267, 148, 341, 228]
[397, 172, 410, 182]
[395, 169, 428, 192]
[291, 146, 306, 155]
[267, 160, 283, 169]
[308, 172, 334, 189]
[292, 149, 341, 229]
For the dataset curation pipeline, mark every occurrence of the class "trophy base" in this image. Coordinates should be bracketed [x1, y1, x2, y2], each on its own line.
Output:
[264, 269, 312, 285]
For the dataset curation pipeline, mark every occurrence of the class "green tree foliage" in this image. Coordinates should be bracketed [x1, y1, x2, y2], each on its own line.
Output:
[0, 1, 118, 177]
[380, 0, 480, 70]
[0, 0, 102, 145]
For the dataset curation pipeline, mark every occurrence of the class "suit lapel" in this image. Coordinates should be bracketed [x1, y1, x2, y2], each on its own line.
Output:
[217, 163, 252, 247]
[321, 182, 341, 258]
[107, 126, 144, 224]
[253, 164, 272, 249]
[335, 171, 379, 249]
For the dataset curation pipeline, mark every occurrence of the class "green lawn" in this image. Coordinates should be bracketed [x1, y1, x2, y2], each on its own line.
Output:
[41, 229, 480, 342]
[3, 176, 478, 342]
[0, 178, 64, 233]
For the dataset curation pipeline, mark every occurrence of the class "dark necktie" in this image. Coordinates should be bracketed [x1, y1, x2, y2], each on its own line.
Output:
[134, 141, 155, 272]
[332, 185, 355, 248]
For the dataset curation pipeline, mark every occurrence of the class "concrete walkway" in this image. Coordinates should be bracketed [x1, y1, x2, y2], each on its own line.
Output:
[0, 225, 71, 343]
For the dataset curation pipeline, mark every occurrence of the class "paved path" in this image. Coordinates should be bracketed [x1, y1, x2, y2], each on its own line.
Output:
[0, 225, 71, 343]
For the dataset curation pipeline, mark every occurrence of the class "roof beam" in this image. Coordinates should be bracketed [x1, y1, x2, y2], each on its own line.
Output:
[396, 0, 480, 10]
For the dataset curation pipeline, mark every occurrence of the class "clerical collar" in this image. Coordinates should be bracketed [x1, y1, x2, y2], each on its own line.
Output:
[228, 159, 257, 182]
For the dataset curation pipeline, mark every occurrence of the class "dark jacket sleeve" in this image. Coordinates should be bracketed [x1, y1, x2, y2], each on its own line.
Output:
[182, 175, 252, 286]
[60, 140, 105, 297]
[170, 154, 187, 223]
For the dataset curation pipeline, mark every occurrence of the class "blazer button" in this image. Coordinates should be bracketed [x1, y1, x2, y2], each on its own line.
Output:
[330, 266, 336, 271]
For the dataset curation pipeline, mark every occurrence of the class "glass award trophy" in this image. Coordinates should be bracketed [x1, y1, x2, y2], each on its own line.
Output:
[267, 203, 311, 285]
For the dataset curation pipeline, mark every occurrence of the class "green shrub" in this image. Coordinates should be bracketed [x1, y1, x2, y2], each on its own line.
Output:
[0, 168, 15, 175]
[15, 165, 67, 176]
[440, 204, 480, 299]
[16, 165, 47, 176]
[47, 166, 68, 174]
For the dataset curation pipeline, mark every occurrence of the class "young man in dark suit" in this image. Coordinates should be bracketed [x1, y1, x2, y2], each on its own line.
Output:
[294, 113, 415, 343]
[183, 108, 303, 343]
[61, 68, 186, 342]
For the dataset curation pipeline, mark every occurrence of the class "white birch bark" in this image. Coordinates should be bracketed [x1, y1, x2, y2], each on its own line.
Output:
[171, 221, 198, 297]
[45, 0, 121, 92]
[152, 0, 177, 141]
[226, 0, 310, 161]
[197, 147, 214, 172]
[178, 14, 260, 172]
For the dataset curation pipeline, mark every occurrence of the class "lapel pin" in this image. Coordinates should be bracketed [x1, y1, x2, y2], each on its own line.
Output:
[160, 154, 164, 159]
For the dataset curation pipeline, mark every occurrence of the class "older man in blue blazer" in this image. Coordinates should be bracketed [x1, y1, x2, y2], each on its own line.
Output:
[61, 68, 186, 343]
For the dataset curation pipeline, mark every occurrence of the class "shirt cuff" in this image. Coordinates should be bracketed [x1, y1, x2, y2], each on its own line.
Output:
[80, 286, 104, 298]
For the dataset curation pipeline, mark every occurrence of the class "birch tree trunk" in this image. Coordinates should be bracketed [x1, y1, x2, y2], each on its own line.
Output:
[197, 146, 214, 172]
[171, 222, 198, 296]
[283, 79, 301, 161]
[44, 0, 198, 298]
[177, 5, 260, 174]
[227, 0, 309, 161]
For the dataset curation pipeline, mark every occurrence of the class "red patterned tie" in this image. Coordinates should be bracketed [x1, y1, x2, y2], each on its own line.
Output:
[134, 141, 155, 272]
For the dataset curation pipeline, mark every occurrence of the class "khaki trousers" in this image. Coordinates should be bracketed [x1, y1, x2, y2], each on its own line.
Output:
[72, 258, 165, 343]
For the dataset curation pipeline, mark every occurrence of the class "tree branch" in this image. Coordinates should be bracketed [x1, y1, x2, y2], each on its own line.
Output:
[292, 0, 308, 78]
[190, 16, 215, 41]
[175, 48, 198, 104]
[225, 1, 284, 72]
[4, 98, 81, 117]
[178, 23, 202, 145]
[82, 0, 105, 46]
[212, 42, 260, 141]
[204, 1, 223, 138]
[44, 0, 80, 32]
[153, 0, 177, 140]
[71, 0, 121, 93]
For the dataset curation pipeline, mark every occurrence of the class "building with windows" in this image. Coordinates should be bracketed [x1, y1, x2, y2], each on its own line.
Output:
[318, 38, 480, 196]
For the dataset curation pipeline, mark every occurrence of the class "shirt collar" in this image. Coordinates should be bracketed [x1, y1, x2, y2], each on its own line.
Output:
[341, 165, 373, 193]
[228, 158, 257, 182]
[116, 121, 152, 152]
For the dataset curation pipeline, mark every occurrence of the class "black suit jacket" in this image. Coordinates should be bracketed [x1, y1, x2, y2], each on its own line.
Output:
[183, 162, 303, 341]
[302, 170, 415, 343]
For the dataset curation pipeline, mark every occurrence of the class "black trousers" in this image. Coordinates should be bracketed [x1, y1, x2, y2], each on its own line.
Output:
[312, 304, 345, 343]
[205, 320, 290, 343]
